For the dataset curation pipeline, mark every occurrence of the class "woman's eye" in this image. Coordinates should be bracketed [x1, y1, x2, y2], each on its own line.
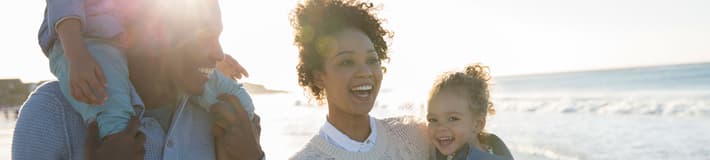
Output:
[427, 118, 437, 123]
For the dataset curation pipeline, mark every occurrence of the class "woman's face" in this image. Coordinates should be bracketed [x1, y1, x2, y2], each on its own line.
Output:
[315, 28, 383, 117]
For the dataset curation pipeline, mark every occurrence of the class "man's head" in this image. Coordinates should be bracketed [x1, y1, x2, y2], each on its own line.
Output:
[163, 31, 224, 95]
[126, 0, 225, 101]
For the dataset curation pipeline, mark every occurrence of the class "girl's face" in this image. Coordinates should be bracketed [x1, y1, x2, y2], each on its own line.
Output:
[314, 28, 383, 118]
[427, 90, 484, 155]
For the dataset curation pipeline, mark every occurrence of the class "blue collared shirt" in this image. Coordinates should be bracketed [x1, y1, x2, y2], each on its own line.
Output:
[12, 82, 217, 160]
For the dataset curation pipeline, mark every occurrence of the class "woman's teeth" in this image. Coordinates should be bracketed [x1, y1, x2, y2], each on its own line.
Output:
[351, 85, 373, 98]
[352, 85, 373, 91]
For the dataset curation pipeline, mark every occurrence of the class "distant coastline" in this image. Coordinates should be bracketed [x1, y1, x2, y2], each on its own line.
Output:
[491, 61, 710, 94]
[0, 79, 287, 107]
[495, 61, 710, 79]
[242, 82, 289, 95]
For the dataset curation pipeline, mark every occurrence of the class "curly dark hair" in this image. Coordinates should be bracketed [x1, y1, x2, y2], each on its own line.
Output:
[290, 0, 393, 102]
[428, 63, 496, 117]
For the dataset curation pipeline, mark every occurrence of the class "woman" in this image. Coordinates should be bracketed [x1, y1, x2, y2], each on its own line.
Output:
[289, 0, 430, 159]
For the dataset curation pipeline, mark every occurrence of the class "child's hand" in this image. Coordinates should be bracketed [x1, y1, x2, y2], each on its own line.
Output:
[68, 52, 108, 105]
[216, 54, 249, 80]
[56, 18, 108, 105]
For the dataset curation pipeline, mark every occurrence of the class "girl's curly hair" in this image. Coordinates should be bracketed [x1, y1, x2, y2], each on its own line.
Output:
[290, 0, 393, 102]
[428, 63, 496, 117]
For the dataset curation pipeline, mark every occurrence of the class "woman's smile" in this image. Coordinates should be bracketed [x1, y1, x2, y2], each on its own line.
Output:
[350, 83, 374, 102]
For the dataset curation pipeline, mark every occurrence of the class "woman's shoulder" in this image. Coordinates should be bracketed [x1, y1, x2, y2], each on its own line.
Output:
[377, 115, 427, 137]
[378, 115, 427, 130]
[482, 133, 506, 150]
[376, 115, 431, 157]
[482, 133, 515, 160]
[289, 135, 331, 160]
[290, 148, 329, 160]
[483, 133, 503, 143]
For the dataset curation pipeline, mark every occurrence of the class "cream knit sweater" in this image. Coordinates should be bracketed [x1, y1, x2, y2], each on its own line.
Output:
[290, 116, 430, 160]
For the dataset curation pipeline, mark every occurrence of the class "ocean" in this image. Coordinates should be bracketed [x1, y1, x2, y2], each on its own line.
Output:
[3, 63, 710, 159]
[257, 63, 710, 160]
[483, 63, 710, 160]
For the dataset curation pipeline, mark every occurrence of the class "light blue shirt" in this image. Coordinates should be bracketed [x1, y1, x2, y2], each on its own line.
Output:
[12, 81, 217, 160]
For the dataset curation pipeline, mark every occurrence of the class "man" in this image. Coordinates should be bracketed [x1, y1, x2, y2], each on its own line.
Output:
[12, 0, 263, 159]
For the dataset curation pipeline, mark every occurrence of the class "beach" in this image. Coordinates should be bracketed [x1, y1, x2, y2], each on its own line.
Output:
[257, 63, 710, 159]
[254, 92, 710, 160]
[4, 93, 709, 160]
[0, 107, 18, 160]
[4, 63, 710, 160]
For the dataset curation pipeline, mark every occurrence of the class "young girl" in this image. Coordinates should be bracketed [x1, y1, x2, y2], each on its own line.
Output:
[426, 64, 514, 160]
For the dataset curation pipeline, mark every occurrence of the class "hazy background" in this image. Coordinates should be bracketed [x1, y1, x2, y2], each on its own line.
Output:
[1, 0, 709, 159]
[2, 0, 709, 94]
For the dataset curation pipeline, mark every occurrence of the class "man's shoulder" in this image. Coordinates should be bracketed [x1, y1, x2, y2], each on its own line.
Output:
[27, 81, 62, 97]
[12, 81, 79, 159]
[18, 81, 68, 117]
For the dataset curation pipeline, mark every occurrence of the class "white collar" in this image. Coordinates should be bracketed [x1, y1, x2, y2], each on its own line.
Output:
[318, 116, 377, 152]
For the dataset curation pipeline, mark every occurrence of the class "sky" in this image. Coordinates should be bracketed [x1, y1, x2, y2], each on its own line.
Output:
[1, 0, 709, 95]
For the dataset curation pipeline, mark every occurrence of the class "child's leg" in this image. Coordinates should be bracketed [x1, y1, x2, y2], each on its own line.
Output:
[209, 86, 259, 146]
[49, 39, 135, 138]
[232, 87, 258, 143]
[197, 72, 255, 120]
[231, 87, 255, 120]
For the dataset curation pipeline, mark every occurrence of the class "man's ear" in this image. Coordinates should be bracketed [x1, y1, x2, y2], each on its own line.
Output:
[313, 70, 325, 89]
